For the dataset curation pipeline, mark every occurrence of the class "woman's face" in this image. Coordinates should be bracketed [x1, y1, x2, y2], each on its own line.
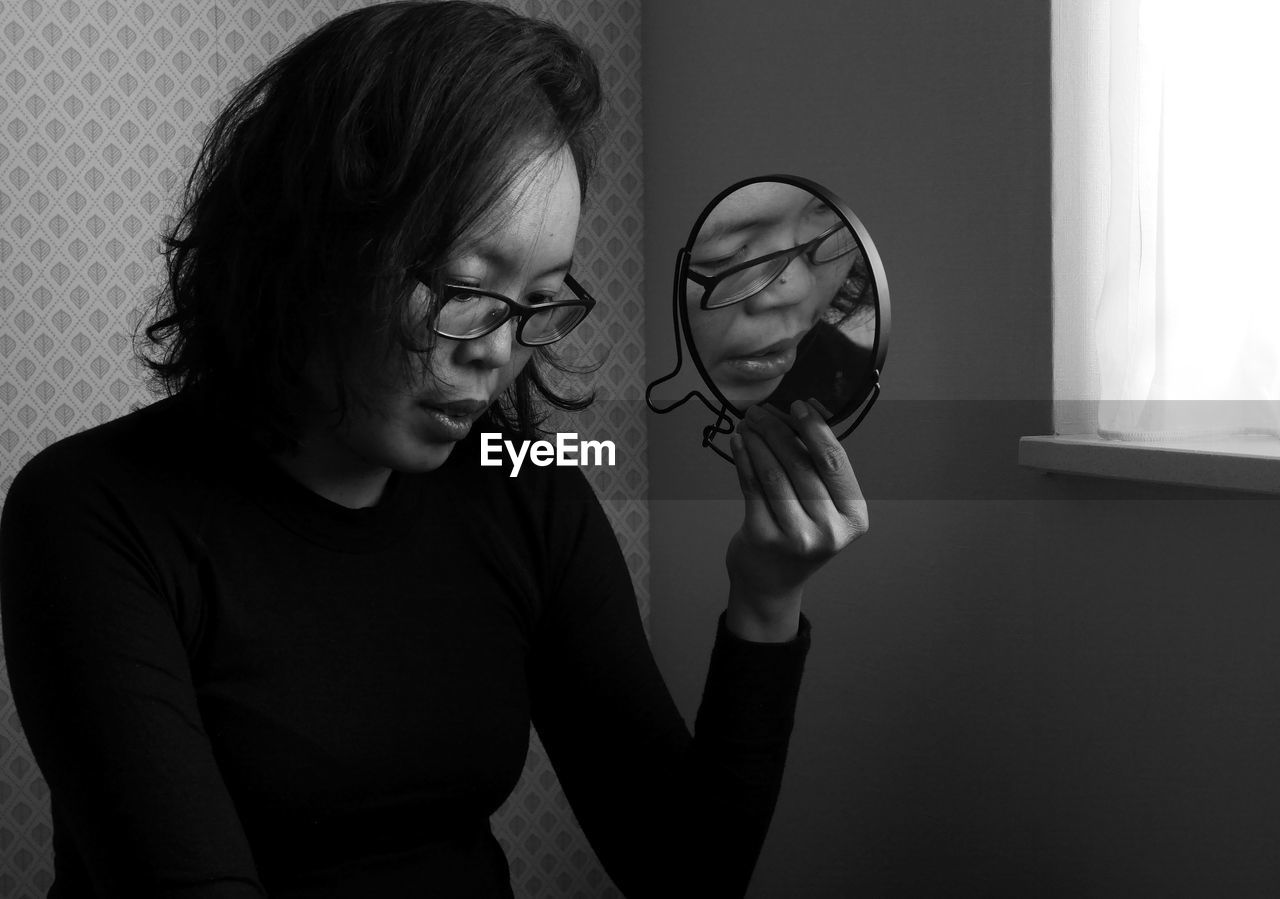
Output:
[685, 183, 850, 408]
[298, 145, 581, 476]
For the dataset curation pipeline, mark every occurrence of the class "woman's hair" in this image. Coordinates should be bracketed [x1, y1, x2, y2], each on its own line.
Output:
[823, 243, 876, 330]
[133, 0, 605, 452]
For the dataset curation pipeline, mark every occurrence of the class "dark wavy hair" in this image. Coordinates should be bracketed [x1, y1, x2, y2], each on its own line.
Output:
[133, 0, 604, 453]
[823, 243, 876, 330]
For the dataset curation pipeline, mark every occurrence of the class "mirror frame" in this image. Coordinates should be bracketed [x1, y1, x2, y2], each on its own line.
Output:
[647, 174, 891, 460]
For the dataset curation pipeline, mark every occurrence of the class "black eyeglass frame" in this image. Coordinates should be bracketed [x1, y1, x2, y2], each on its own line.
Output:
[413, 272, 597, 347]
[685, 219, 858, 310]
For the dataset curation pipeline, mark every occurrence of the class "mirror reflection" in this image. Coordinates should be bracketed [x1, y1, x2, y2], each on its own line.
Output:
[683, 181, 879, 420]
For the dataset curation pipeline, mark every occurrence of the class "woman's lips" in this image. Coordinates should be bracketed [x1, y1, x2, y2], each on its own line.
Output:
[720, 343, 797, 382]
[417, 398, 487, 442]
[429, 398, 488, 417]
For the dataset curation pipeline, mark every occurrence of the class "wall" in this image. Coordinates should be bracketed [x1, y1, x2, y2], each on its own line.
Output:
[642, 1, 1280, 896]
[0, 1, 642, 896]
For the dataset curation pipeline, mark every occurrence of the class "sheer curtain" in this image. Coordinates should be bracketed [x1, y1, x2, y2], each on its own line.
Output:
[1053, 0, 1280, 444]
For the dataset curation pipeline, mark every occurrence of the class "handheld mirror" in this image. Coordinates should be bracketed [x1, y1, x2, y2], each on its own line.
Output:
[646, 175, 891, 461]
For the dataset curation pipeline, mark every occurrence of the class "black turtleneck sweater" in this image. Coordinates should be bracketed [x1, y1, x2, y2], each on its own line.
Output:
[0, 390, 810, 898]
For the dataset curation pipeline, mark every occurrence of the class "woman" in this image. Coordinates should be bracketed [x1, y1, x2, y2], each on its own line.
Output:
[0, 3, 867, 896]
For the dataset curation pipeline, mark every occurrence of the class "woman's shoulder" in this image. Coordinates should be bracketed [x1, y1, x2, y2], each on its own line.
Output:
[4, 391, 219, 528]
[13, 392, 179, 475]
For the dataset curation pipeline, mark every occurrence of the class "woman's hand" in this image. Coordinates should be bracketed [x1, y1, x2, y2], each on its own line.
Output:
[724, 399, 869, 641]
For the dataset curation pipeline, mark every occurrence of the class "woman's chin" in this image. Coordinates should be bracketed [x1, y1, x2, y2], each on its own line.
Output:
[718, 377, 784, 410]
[379, 431, 459, 473]
[407, 440, 458, 472]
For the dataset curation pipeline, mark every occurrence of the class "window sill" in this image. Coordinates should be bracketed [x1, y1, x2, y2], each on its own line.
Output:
[1018, 434, 1280, 495]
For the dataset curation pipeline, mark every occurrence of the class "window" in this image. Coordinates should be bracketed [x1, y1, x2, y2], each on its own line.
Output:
[1020, 0, 1280, 494]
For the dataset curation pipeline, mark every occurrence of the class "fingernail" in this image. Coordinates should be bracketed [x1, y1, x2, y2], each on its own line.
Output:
[746, 404, 764, 420]
[791, 400, 809, 420]
[730, 433, 744, 454]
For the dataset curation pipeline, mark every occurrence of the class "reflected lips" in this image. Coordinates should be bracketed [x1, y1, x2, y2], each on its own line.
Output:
[721, 336, 799, 382]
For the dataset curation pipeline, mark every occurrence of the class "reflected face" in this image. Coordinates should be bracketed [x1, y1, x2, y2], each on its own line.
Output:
[685, 183, 854, 407]
[296, 145, 581, 475]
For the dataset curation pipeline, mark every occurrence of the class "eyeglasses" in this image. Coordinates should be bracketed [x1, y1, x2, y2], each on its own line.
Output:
[687, 220, 859, 310]
[412, 272, 596, 347]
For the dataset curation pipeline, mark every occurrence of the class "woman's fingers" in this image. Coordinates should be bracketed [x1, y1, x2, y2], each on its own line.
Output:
[733, 398, 871, 559]
[728, 399, 870, 601]
[742, 404, 836, 525]
[729, 429, 779, 541]
[807, 397, 834, 419]
[786, 399, 867, 526]
[752, 399, 869, 544]
[736, 415, 813, 540]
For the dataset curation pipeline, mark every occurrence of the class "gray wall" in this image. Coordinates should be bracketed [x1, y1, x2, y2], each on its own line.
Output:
[642, 2, 1280, 896]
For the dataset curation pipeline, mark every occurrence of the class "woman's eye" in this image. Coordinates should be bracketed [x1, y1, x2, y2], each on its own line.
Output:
[693, 246, 748, 274]
[445, 281, 483, 303]
[808, 201, 838, 221]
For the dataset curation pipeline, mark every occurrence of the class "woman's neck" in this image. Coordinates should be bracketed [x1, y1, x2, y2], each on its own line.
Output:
[267, 438, 393, 510]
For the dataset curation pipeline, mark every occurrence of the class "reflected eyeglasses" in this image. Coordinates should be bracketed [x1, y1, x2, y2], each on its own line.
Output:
[686, 221, 859, 310]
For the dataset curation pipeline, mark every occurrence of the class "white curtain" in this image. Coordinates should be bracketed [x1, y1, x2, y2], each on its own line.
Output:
[1053, 0, 1280, 443]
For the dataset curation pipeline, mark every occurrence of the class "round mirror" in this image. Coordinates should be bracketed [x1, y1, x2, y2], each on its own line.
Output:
[647, 175, 890, 460]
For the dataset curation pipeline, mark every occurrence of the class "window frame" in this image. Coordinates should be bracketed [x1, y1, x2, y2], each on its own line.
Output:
[1017, 0, 1280, 496]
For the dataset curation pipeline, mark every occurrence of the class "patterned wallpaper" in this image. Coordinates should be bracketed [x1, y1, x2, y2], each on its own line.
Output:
[0, 1, 645, 896]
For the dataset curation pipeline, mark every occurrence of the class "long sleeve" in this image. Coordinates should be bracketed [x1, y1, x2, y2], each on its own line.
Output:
[526, 471, 810, 899]
[0, 448, 268, 898]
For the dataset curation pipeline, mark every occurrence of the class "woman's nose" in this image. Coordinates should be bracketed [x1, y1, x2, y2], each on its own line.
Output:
[455, 319, 517, 369]
[742, 254, 814, 314]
